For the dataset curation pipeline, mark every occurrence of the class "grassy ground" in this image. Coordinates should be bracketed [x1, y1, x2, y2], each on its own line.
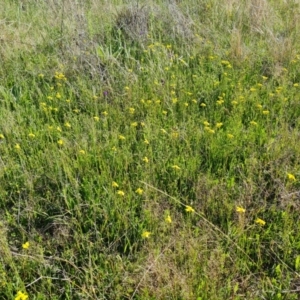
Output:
[1, 0, 300, 299]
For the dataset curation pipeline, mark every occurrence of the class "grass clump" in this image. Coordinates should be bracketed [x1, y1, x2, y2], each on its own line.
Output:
[1, 0, 300, 299]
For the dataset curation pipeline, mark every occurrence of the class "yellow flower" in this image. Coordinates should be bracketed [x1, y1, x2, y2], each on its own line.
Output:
[15, 144, 21, 150]
[287, 173, 296, 181]
[293, 83, 299, 87]
[15, 291, 28, 300]
[131, 122, 138, 127]
[0, 134, 4, 139]
[250, 121, 258, 126]
[185, 205, 195, 213]
[216, 122, 223, 128]
[262, 110, 269, 115]
[119, 135, 126, 140]
[38, 73, 44, 78]
[129, 107, 135, 114]
[165, 215, 172, 223]
[141, 231, 151, 239]
[117, 190, 125, 196]
[57, 139, 64, 145]
[135, 188, 143, 195]
[79, 150, 85, 155]
[112, 181, 119, 188]
[144, 139, 149, 145]
[203, 121, 210, 126]
[22, 242, 30, 249]
[255, 218, 266, 226]
[124, 86, 130, 91]
[64, 122, 71, 128]
[162, 110, 168, 115]
[236, 206, 246, 213]
[56, 92, 61, 99]
[102, 111, 108, 116]
[200, 103, 206, 107]
[172, 165, 181, 170]
[94, 116, 100, 122]
[28, 133, 35, 138]
[143, 157, 149, 163]
[227, 134, 234, 139]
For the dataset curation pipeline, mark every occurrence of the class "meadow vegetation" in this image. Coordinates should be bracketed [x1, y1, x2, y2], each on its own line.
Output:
[1, 0, 300, 299]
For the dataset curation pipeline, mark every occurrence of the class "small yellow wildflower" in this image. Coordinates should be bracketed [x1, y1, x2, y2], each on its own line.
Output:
[56, 92, 61, 99]
[119, 135, 126, 140]
[94, 116, 100, 122]
[56, 126, 62, 132]
[64, 122, 71, 128]
[185, 205, 195, 213]
[287, 173, 296, 181]
[172, 165, 181, 170]
[293, 83, 299, 87]
[0, 134, 4, 139]
[256, 104, 263, 109]
[171, 131, 179, 139]
[144, 139, 149, 145]
[102, 111, 108, 116]
[200, 103, 206, 107]
[143, 157, 149, 163]
[160, 129, 167, 134]
[79, 150, 85, 155]
[57, 139, 64, 145]
[135, 188, 143, 195]
[15, 291, 28, 300]
[262, 110, 269, 115]
[129, 107, 135, 114]
[216, 100, 224, 105]
[231, 100, 238, 105]
[131, 122, 138, 127]
[15, 144, 21, 150]
[262, 76, 268, 80]
[236, 206, 246, 213]
[73, 109, 80, 113]
[250, 87, 256, 92]
[38, 73, 44, 78]
[141, 231, 151, 239]
[216, 122, 223, 128]
[165, 215, 172, 223]
[250, 121, 258, 126]
[172, 98, 178, 104]
[117, 190, 125, 196]
[162, 110, 168, 115]
[203, 121, 210, 126]
[227, 134, 234, 139]
[28, 133, 35, 138]
[255, 218, 266, 226]
[22, 242, 30, 249]
[112, 181, 119, 188]
[124, 86, 130, 91]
